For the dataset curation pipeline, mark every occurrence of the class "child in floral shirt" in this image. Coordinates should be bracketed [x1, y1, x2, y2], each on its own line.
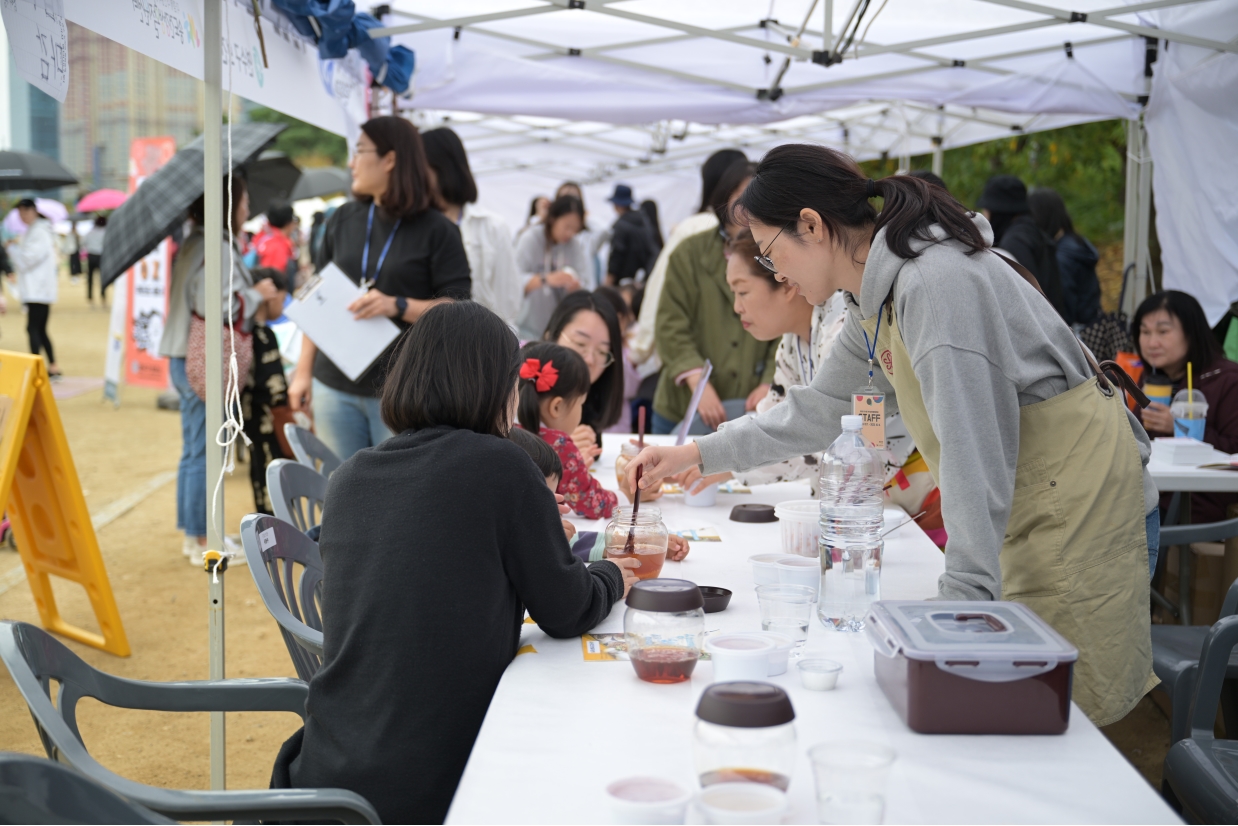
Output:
[517, 342, 618, 520]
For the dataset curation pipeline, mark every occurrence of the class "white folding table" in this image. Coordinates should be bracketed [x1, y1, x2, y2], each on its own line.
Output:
[446, 435, 1178, 824]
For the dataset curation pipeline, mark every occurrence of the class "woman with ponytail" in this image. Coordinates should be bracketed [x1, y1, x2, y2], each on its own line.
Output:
[625, 144, 1157, 728]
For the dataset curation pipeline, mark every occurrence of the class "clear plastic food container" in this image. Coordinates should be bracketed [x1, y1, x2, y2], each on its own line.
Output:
[693, 682, 797, 791]
[865, 601, 1078, 734]
[774, 499, 820, 557]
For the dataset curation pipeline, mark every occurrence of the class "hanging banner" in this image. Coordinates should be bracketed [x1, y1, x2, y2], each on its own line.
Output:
[102, 272, 127, 406]
[62, 0, 357, 137]
[0, 0, 69, 103]
[121, 136, 176, 390]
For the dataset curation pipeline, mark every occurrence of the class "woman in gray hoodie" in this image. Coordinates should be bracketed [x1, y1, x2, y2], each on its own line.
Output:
[625, 144, 1157, 728]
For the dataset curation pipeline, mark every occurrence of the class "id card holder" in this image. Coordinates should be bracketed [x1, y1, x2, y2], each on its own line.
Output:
[853, 389, 885, 450]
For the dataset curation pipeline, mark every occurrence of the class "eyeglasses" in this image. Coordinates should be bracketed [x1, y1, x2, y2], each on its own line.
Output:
[754, 224, 792, 275]
[561, 332, 615, 369]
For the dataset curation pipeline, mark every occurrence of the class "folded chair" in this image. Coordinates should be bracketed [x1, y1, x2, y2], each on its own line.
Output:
[0, 621, 377, 823]
[284, 423, 343, 478]
[268, 458, 329, 533]
[242, 512, 324, 681]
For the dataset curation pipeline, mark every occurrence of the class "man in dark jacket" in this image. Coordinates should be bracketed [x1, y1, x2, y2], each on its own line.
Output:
[605, 183, 655, 285]
[979, 175, 1066, 320]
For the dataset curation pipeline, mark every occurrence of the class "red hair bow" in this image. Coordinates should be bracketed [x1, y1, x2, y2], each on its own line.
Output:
[519, 358, 559, 393]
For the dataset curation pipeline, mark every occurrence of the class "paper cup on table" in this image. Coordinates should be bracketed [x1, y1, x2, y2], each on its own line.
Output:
[704, 634, 775, 683]
[695, 782, 788, 825]
[605, 777, 691, 825]
[684, 482, 719, 507]
[728, 630, 795, 676]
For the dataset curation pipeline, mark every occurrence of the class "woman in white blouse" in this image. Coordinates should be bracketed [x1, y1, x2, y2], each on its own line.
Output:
[513, 194, 593, 340]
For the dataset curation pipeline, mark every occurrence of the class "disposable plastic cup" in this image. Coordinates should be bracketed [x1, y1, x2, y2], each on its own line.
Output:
[1171, 390, 1208, 441]
[705, 634, 776, 683]
[685, 482, 719, 508]
[1175, 417, 1206, 440]
[1144, 383, 1172, 407]
[809, 742, 896, 825]
[798, 659, 843, 691]
[755, 583, 815, 641]
[605, 776, 691, 825]
[748, 553, 797, 586]
[776, 556, 820, 598]
[695, 782, 788, 825]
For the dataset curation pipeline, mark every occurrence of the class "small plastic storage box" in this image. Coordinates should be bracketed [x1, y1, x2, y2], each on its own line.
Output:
[865, 601, 1078, 734]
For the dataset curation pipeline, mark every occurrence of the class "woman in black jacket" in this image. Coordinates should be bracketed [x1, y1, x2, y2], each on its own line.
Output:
[272, 301, 637, 824]
[1029, 187, 1101, 327]
[978, 174, 1066, 319]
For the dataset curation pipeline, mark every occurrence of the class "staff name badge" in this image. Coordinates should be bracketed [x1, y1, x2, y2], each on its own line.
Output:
[854, 392, 885, 449]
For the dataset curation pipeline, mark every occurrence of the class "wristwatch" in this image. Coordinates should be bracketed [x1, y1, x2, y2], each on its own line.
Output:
[394, 295, 408, 319]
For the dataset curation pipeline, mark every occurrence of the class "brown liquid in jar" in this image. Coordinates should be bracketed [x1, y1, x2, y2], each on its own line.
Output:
[630, 645, 698, 683]
[698, 768, 790, 791]
[604, 542, 667, 580]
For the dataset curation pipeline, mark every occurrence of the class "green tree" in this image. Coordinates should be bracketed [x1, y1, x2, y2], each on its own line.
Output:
[247, 106, 348, 168]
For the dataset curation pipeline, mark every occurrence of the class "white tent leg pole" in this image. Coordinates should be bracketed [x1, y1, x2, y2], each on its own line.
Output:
[203, 0, 226, 793]
[1135, 112, 1154, 305]
[1122, 117, 1140, 315]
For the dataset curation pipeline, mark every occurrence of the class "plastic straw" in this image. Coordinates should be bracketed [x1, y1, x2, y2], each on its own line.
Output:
[1188, 362, 1194, 418]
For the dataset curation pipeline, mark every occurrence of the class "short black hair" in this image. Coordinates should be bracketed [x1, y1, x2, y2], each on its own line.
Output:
[421, 127, 479, 206]
[508, 426, 562, 481]
[267, 200, 294, 229]
[594, 285, 631, 323]
[381, 301, 519, 437]
[543, 291, 625, 431]
[516, 341, 592, 433]
[250, 265, 288, 293]
[1132, 290, 1222, 373]
[543, 195, 585, 244]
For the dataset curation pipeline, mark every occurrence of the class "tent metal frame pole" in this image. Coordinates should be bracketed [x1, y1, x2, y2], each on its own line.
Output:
[1135, 111, 1154, 307]
[1122, 117, 1140, 314]
[203, 0, 226, 792]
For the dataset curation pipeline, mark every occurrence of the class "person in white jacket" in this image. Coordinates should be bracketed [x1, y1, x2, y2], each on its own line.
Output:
[7, 199, 60, 379]
[421, 128, 523, 328]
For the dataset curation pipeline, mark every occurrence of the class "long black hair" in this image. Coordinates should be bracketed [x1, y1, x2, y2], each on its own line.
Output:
[542, 195, 585, 245]
[421, 126, 479, 206]
[1131, 290, 1222, 374]
[712, 160, 757, 225]
[543, 291, 625, 431]
[516, 342, 592, 434]
[1028, 188, 1076, 241]
[737, 144, 987, 261]
[699, 149, 747, 213]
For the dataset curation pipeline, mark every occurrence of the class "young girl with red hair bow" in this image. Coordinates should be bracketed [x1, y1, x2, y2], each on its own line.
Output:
[517, 342, 618, 520]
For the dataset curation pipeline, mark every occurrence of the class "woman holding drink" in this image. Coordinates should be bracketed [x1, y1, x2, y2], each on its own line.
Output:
[625, 145, 1157, 727]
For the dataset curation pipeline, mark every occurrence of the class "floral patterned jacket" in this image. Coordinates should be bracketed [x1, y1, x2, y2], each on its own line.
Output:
[540, 426, 618, 520]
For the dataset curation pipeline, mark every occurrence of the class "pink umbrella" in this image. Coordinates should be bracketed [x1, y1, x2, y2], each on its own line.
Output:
[76, 189, 126, 213]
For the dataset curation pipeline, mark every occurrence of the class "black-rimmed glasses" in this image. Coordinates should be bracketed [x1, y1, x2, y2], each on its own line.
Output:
[754, 224, 791, 275]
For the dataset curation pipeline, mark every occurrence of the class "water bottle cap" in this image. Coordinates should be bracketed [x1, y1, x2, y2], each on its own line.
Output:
[841, 414, 863, 431]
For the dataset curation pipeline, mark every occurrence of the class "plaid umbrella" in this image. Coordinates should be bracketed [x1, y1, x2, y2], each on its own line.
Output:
[0, 150, 77, 191]
[100, 122, 286, 288]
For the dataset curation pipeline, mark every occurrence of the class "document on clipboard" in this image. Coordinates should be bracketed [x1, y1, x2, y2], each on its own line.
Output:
[284, 263, 401, 382]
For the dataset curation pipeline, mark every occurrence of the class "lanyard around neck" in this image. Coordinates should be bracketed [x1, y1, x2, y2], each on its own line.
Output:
[861, 309, 882, 384]
[361, 203, 401, 289]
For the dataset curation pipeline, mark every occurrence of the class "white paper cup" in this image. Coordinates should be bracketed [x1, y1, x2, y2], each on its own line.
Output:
[696, 782, 788, 825]
[685, 481, 719, 507]
[729, 630, 795, 676]
[705, 634, 775, 683]
[748, 553, 797, 586]
[605, 776, 691, 825]
[776, 556, 820, 598]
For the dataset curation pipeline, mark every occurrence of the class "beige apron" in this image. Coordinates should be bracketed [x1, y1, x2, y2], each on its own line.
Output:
[861, 303, 1157, 726]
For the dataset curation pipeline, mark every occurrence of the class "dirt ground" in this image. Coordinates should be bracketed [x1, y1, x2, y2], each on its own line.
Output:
[0, 263, 1174, 801]
[0, 274, 301, 792]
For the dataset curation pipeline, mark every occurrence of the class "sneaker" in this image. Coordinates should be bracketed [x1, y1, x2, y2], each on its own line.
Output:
[182, 536, 196, 557]
[223, 534, 248, 567]
[188, 546, 205, 567]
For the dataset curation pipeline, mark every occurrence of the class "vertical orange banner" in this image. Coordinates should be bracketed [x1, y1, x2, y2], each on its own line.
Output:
[123, 137, 177, 389]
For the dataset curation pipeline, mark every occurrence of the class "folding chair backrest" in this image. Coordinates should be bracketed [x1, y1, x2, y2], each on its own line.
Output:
[241, 513, 325, 681]
[284, 423, 342, 478]
[267, 459, 328, 533]
[0, 751, 173, 823]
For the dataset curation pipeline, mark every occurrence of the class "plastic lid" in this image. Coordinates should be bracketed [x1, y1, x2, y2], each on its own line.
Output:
[696, 682, 795, 728]
[626, 578, 704, 612]
[705, 634, 774, 653]
[774, 557, 818, 570]
[773, 499, 819, 521]
[841, 414, 863, 431]
[730, 503, 778, 523]
[867, 601, 1078, 663]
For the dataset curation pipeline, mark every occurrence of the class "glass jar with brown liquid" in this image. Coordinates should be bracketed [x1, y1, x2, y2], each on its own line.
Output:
[603, 505, 669, 581]
[694, 683, 797, 790]
[624, 579, 705, 684]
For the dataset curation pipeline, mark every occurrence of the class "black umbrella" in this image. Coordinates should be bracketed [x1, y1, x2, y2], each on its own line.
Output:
[0, 151, 78, 191]
[248, 151, 302, 216]
[100, 122, 286, 287]
[290, 167, 351, 202]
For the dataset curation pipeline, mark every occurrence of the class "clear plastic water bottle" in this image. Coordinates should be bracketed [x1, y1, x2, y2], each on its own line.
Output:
[818, 414, 884, 631]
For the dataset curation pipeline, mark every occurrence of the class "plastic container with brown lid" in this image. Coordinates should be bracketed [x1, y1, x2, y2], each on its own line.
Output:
[865, 600, 1079, 735]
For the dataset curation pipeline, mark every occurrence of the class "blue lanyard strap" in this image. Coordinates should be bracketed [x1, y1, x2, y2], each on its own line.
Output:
[861, 308, 882, 384]
[361, 203, 401, 289]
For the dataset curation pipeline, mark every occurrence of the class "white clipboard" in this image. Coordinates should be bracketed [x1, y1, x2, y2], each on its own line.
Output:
[284, 263, 401, 382]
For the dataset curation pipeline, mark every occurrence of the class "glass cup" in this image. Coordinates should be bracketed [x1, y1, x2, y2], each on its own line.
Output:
[754, 583, 815, 641]
[605, 506, 669, 580]
[809, 742, 896, 825]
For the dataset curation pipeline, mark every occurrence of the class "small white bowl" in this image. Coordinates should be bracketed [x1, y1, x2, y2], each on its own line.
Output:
[727, 630, 795, 676]
[696, 782, 788, 825]
[605, 776, 691, 824]
[748, 553, 797, 586]
[798, 658, 843, 691]
[705, 634, 775, 683]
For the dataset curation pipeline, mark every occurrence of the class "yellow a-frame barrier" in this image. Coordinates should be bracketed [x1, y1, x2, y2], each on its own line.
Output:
[0, 351, 129, 656]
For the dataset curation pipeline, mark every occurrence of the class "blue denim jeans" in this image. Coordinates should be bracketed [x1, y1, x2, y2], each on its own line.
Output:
[169, 357, 207, 538]
[312, 378, 394, 461]
[1146, 508, 1160, 580]
[651, 398, 750, 436]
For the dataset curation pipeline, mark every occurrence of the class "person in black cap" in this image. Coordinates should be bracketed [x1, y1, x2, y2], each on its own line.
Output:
[978, 174, 1065, 317]
[605, 183, 655, 286]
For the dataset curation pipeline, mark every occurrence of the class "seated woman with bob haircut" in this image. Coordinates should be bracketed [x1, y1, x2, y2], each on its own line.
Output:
[271, 300, 638, 824]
